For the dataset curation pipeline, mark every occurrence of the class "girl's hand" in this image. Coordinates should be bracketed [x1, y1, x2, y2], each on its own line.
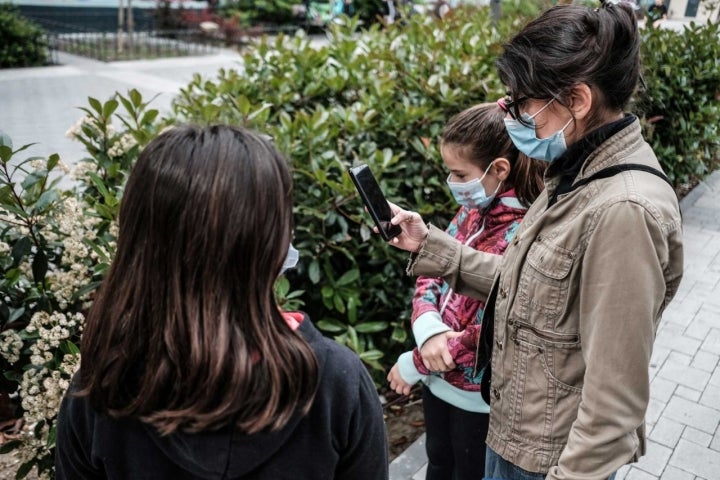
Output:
[419, 331, 463, 372]
[387, 363, 413, 396]
[381, 202, 428, 252]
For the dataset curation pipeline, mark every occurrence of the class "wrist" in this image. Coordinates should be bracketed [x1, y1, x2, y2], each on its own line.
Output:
[414, 224, 430, 253]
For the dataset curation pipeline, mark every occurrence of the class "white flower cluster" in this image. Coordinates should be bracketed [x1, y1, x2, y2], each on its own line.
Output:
[0, 211, 29, 234]
[46, 197, 102, 308]
[25, 311, 83, 365]
[107, 133, 137, 158]
[20, 312, 82, 422]
[65, 116, 95, 140]
[58, 159, 71, 175]
[14, 420, 53, 477]
[72, 160, 96, 184]
[0, 240, 10, 255]
[29, 159, 45, 171]
[0, 330, 24, 364]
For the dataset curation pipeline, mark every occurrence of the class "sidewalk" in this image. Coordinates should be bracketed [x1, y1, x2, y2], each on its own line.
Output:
[390, 171, 720, 480]
[0, 49, 242, 166]
[1, 35, 327, 166]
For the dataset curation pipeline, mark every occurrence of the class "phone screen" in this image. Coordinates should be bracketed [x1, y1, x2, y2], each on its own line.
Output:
[348, 164, 402, 241]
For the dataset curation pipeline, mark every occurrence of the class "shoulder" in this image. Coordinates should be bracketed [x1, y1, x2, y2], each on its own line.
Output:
[297, 316, 381, 420]
[297, 315, 370, 386]
[58, 377, 95, 429]
[587, 132, 681, 231]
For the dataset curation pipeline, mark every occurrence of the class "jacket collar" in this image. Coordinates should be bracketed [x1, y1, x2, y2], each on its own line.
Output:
[546, 115, 639, 207]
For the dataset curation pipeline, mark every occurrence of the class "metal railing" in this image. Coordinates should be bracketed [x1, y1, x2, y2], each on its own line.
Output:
[27, 17, 229, 63]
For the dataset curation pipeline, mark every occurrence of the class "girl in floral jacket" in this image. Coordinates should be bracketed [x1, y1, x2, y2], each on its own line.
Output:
[387, 103, 546, 480]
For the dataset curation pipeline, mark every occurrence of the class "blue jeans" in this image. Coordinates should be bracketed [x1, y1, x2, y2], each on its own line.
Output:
[484, 447, 616, 480]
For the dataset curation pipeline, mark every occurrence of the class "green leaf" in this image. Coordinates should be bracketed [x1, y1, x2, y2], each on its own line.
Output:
[11, 237, 32, 265]
[31, 249, 48, 283]
[0, 440, 21, 454]
[21, 169, 47, 190]
[140, 109, 160, 126]
[333, 293, 345, 313]
[129, 88, 142, 107]
[72, 281, 102, 301]
[67, 341, 80, 355]
[33, 189, 60, 213]
[103, 99, 119, 118]
[335, 268, 359, 287]
[87, 172, 111, 199]
[46, 153, 60, 171]
[359, 349, 384, 361]
[8, 307, 25, 322]
[16, 460, 33, 479]
[0, 184, 15, 204]
[316, 318, 346, 333]
[0, 145, 11, 162]
[46, 424, 57, 447]
[355, 321, 388, 333]
[0, 130, 12, 149]
[347, 325, 359, 352]
[88, 97, 103, 115]
[308, 260, 321, 284]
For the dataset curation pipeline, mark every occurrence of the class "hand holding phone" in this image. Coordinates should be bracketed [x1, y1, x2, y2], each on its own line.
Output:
[348, 164, 402, 241]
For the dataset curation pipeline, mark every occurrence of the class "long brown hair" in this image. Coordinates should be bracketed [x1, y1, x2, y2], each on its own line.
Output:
[441, 103, 546, 207]
[79, 125, 318, 435]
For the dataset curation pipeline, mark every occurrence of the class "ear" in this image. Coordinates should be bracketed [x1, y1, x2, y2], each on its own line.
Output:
[569, 83, 593, 120]
[491, 157, 512, 182]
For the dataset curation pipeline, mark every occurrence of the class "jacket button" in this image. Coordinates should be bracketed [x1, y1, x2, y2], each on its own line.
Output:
[500, 288, 507, 298]
[508, 318, 515, 326]
[496, 339, 503, 350]
[513, 237, 519, 245]
[493, 388, 500, 400]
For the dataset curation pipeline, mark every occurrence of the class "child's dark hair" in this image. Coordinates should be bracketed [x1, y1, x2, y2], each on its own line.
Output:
[440, 103, 546, 207]
[79, 125, 318, 436]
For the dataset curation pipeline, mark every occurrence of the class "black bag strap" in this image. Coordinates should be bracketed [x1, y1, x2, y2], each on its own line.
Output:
[567, 163, 673, 194]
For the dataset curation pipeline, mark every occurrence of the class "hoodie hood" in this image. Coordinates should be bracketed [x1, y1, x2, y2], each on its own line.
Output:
[144, 317, 328, 479]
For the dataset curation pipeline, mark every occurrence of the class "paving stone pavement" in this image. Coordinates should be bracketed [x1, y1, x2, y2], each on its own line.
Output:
[390, 171, 720, 480]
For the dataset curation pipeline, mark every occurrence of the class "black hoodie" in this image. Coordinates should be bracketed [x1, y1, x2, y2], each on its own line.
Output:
[55, 316, 389, 479]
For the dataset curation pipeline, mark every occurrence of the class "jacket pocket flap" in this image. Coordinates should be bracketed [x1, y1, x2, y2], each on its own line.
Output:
[526, 239, 574, 280]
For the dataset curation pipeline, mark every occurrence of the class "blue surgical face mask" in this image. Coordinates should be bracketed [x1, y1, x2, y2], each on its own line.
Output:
[503, 99, 572, 162]
[280, 244, 299, 274]
[446, 161, 501, 209]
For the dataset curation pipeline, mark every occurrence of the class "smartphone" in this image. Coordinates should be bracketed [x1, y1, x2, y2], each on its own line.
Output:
[348, 164, 402, 241]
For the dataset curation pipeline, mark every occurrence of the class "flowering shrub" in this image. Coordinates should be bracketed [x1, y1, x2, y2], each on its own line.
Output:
[0, 90, 165, 478]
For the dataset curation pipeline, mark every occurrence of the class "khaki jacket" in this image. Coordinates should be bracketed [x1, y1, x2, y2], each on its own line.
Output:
[409, 119, 683, 479]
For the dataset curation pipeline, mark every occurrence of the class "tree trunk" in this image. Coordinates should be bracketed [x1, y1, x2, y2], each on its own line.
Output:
[127, 0, 134, 50]
[491, 0, 501, 22]
[117, 0, 125, 53]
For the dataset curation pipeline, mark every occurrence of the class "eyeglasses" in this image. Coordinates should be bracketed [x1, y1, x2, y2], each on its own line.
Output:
[497, 95, 527, 120]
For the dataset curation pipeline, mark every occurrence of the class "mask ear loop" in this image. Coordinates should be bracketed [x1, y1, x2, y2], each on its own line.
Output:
[482, 160, 503, 198]
[527, 98, 556, 120]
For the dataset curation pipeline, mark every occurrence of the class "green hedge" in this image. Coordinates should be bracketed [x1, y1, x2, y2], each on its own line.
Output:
[0, 5, 49, 69]
[636, 21, 720, 186]
[173, 9, 510, 372]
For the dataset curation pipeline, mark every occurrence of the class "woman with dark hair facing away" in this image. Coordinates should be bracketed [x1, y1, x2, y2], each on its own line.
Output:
[374, 2, 684, 479]
[55, 125, 389, 480]
[387, 103, 546, 480]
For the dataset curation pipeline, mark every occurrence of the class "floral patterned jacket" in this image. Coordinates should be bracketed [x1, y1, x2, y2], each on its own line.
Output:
[396, 189, 527, 408]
